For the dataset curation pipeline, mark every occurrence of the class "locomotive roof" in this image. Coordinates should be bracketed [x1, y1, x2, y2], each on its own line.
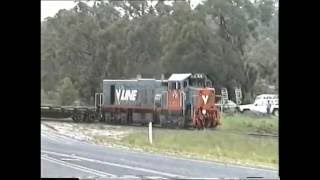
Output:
[103, 78, 168, 83]
[168, 73, 192, 81]
[103, 78, 156, 82]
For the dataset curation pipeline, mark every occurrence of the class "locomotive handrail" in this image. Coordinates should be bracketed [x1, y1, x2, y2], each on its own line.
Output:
[94, 92, 104, 111]
[94, 93, 98, 110]
[180, 91, 186, 115]
[165, 91, 168, 109]
[100, 93, 103, 107]
[180, 91, 182, 107]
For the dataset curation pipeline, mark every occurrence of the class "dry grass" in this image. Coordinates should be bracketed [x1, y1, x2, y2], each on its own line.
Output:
[43, 114, 278, 169]
[89, 114, 278, 169]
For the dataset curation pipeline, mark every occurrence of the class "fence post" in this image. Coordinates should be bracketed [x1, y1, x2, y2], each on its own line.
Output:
[148, 121, 153, 144]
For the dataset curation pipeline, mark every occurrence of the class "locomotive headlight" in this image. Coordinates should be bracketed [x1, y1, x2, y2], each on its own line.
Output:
[202, 109, 206, 115]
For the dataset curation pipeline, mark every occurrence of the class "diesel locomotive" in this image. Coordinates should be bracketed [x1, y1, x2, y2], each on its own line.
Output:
[41, 73, 221, 129]
[98, 73, 221, 129]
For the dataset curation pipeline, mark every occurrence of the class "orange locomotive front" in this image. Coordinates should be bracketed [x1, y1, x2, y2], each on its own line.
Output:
[192, 88, 220, 129]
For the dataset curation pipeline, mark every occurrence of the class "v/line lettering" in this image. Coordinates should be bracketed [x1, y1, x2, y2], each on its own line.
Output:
[202, 95, 209, 104]
[116, 89, 138, 102]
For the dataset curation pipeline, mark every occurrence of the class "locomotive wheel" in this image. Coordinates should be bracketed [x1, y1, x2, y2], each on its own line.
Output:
[110, 112, 115, 124]
[99, 113, 105, 122]
[206, 113, 217, 128]
[88, 112, 96, 122]
[194, 109, 205, 129]
[160, 114, 167, 128]
[85, 113, 91, 122]
[112, 111, 116, 124]
[115, 110, 122, 124]
[204, 116, 212, 128]
[194, 116, 201, 129]
[193, 110, 199, 129]
[127, 111, 133, 124]
[104, 112, 111, 123]
[196, 113, 205, 129]
[196, 118, 203, 129]
[178, 117, 185, 128]
[120, 112, 127, 125]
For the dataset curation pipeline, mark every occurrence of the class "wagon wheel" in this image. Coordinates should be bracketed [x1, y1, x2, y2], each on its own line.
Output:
[82, 113, 89, 122]
[72, 113, 80, 122]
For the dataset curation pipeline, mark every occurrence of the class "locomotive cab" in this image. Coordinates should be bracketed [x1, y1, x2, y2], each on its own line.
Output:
[157, 74, 191, 127]
[159, 73, 220, 129]
[167, 81, 184, 111]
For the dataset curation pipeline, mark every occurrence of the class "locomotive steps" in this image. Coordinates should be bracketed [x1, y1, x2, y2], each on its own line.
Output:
[41, 114, 278, 170]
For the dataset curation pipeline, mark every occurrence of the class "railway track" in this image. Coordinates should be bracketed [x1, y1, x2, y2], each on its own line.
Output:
[41, 117, 73, 123]
[248, 133, 278, 138]
[41, 117, 196, 130]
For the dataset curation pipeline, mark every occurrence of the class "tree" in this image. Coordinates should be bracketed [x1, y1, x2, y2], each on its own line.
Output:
[41, 0, 278, 105]
[257, 0, 275, 26]
[57, 77, 79, 105]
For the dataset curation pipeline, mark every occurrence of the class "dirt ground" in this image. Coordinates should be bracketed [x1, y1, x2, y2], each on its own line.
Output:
[41, 121, 132, 142]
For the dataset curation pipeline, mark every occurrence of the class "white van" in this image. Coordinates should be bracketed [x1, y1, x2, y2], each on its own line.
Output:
[238, 94, 279, 116]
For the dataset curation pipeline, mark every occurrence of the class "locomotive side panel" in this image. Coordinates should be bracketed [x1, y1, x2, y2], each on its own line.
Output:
[103, 79, 165, 109]
[101, 79, 166, 125]
[103, 80, 136, 106]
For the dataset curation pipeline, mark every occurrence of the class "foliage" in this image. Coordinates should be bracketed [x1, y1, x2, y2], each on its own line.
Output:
[57, 77, 79, 105]
[41, 0, 278, 105]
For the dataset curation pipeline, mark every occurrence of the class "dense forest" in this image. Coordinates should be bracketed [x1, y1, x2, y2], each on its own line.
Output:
[41, 0, 278, 106]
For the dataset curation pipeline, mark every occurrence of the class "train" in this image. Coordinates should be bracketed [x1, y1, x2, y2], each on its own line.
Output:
[41, 73, 221, 129]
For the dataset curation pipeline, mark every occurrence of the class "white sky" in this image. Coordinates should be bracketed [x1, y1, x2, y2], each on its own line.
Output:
[41, 0, 204, 21]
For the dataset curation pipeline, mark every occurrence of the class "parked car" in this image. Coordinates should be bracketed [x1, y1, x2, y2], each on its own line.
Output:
[238, 94, 278, 116]
[216, 100, 237, 112]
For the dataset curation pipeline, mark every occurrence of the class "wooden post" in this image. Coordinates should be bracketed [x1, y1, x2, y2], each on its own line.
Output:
[148, 121, 153, 144]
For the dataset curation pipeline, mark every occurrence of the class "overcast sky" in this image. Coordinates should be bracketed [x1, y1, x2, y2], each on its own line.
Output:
[41, 0, 204, 21]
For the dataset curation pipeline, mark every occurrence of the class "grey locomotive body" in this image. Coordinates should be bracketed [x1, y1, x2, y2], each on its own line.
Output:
[101, 78, 167, 125]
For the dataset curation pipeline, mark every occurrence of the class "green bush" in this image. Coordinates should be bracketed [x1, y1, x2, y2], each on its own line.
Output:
[57, 77, 79, 106]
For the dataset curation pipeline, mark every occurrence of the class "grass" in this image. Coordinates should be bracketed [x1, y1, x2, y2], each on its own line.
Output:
[220, 113, 278, 134]
[92, 114, 279, 169]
